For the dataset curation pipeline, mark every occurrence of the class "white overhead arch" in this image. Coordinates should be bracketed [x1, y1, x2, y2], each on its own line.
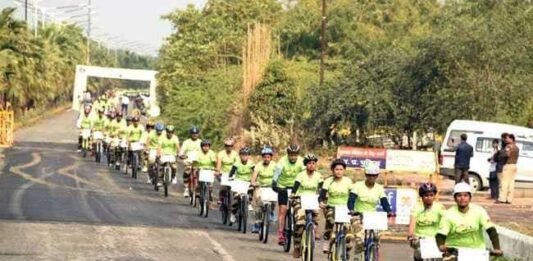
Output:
[71, 65, 159, 116]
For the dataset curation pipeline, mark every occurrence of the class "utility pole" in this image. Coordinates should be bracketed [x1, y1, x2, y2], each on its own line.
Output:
[86, 0, 91, 65]
[24, 0, 28, 22]
[319, 0, 327, 86]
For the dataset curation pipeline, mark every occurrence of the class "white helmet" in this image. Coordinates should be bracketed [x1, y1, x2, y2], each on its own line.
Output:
[364, 161, 381, 175]
[453, 182, 472, 196]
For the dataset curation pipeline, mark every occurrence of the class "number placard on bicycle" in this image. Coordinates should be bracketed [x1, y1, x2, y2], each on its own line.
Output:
[362, 212, 388, 230]
[131, 142, 143, 151]
[220, 174, 232, 186]
[260, 188, 278, 202]
[457, 248, 489, 261]
[149, 149, 157, 161]
[81, 129, 91, 139]
[199, 170, 215, 183]
[231, 179, 250, 194]
[334, 206, 351, 223]
[419, 238, 443, 259]
[300, 195, 320, 210]
[160, 155, 176, 164]
[120, 140, 128, 148]
[92, 131, 104, 140]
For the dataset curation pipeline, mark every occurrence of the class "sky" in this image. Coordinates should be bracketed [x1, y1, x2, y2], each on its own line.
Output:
[0, 0, 207, 56]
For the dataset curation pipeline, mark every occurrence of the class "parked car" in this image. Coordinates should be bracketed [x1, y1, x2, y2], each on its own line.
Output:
[440, 120, 533, 191]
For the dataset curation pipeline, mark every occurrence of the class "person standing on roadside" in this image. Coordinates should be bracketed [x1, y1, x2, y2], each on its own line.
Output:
[487, 139, 500, 200]
[121, 94, 129, 116]
[497, 134, 519, 204]
[454, 134, 473, 184]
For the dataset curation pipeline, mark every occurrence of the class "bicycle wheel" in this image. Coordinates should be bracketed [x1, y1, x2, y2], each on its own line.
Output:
[220, 190, 228, 224]
[283, 206, 293, 252]
[336, 235, 347, 261]
[262, 204, 271, 244]
[164, 166, 170, 197]
[242, 195, 248, 234]
[132, 153, 138, 179]
[226, 193, 232, 226]
[237, 198, 243, 232]
[95, 142, 101, 163]
[302, 222, 314, 261]
[327, 239, 336, 261]
[259, 205, 266, 241]
[122, 152, 128, 175]
[366, 243, 378, 261]
[106, 145, 112, 166]
[154, 166, 159, 191]
[199, 183, 205, 216]
[203, 183, 209, 218]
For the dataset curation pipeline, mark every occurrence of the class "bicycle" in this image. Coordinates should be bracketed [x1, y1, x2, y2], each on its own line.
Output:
[129, 141, 143, 179]
[93, 131, 104, 163]
[188, 168, 198, 207]
[299, 195, 320, 261]
[159, 155, 175, 197]
[231, 179, 251, 234]
[258, 187, 277, 244]
[361, 212, 391, 261]
[80, 129, 91, 158]
[219, 174, 232, 226]
[327, 207, 352, 261]
[198, 169, 215, 218]
[119, 140, 129, 174]
[283, 189, 294, 253]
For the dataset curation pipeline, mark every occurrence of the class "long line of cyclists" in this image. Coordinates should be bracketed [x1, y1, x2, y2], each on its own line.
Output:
[76, 93, 504, 261]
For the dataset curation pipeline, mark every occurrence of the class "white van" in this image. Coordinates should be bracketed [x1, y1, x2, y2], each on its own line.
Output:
[440, 120, 533, 191]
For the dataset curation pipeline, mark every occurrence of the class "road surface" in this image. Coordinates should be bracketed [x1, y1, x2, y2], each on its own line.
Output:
[0, 110, 412, 260]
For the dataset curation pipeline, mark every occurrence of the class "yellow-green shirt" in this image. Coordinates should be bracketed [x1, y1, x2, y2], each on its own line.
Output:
[232, 160, 255, 182]
[195, 150, 216, 170]
[180, 138, 202, 156]
[276, 155, 305, 188]
[411, 202, 446, 237]
[438, 204, 494, 249]
[217, 150, 238, 173]
[127, 125, 145, 142]
[351, 181, 386, 213]
[255, 161, 277, 187]
[295, 171, 323, 196]
[323, 176, 353, 206]
[158, 135, 180, 155]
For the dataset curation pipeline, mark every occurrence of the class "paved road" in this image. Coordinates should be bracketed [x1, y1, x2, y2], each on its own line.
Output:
[0, 110, 412, 260]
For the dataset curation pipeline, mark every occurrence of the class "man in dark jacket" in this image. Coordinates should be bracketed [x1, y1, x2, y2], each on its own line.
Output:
[454, 134, 474, 184]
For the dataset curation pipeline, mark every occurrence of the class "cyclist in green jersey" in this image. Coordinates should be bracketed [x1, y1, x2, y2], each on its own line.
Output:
[216, 138, 238, 204]
[291, 153, 323, 258]
[193, 139, 216, 199]
[141, 119, 155, 172]
[179, 127, 202, 197]
[76, 104, 93, 152]
[319, 159, 354, 254]
[348, 162, 393, 257]
[272, 144, 305, 245]
[251, 146, 277, 233]
[436, 182, 502, 259]
[229, 146, 255, 223]
[92, 108, 107, 132]
[146, 123, 165, 183]
[408, 183, 445, 261]
[158, 125, 180, 184]
[126, 117, 145, 168]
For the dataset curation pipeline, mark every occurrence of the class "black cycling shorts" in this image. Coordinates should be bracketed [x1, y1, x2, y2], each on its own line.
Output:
[278, 188, 289, 205]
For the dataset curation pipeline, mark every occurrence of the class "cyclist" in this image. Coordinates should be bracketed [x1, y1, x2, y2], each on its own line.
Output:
[216, 138, 238, 204]
[179, 127, 202, 197]
[436, 182, 502, 258]
[91, 108, 108, 157]
[229, 146, 255, 223]
[348, 162, 393, 258]
[141, 120, 156, 172]
[291, 153, 323, 258]
[146, 123, 165, 183]
[76, 104, 93, 152]
[319, 159, 354, 254]
[272, 144, 305, 245]
[194, 139, 217, 201]
[157, 125, 180, 185]
[251, 146, 277, 234]
[126, 116, 145, 170]
[408, 183, 446, 261]
[114, 113, 129, 167]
